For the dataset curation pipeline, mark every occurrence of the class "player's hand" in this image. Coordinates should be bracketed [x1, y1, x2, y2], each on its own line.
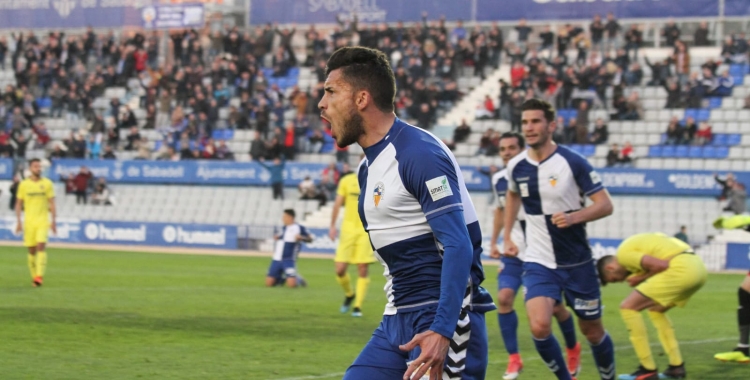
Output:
[50, 223, 57, 235]
[399, 330, 449, 380]
[15, 223, 22, 234]
[328, 226, 337, 241]
[551, 212, 574, 228]
[489, 244, 501, 259]
[627, 274, 647, 287]
[504, 239, 518, 257]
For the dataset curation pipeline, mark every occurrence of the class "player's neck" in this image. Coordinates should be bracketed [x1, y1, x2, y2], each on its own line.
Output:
[357, 112, 396, 149]
[29, 175, 41, 181]
[528, 141, 557, 163]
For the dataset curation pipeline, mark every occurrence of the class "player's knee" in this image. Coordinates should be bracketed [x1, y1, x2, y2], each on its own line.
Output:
[528, 318, 553, 338]
[286, 278, 298, 288]
[357, 264, 368, 277]
[264, 278, 275, 287]
[497, 291, 515, 312]
[578, 319, 605, 343]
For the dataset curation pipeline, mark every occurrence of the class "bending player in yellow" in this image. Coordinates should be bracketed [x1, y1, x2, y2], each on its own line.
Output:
[329, 165, 375, 317]
[15, 158, 57, 287]
[597, 233, 707, 380]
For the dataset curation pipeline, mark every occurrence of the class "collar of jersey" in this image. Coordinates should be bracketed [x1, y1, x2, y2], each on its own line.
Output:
[363, 117, 401, 165]
[525, 144, 559, 166]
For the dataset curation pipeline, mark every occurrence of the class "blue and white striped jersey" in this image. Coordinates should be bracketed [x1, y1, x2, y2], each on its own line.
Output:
[358, 118, 495, 316]
[506, 145, 604, 269]
[492, 168, 527, 258]
[273, 223, 309, 261]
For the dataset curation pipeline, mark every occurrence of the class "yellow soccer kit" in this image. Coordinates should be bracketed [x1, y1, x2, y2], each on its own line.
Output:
[334, 173, 375, 264]
[18, 177, 55, 247]
[617, 233, 707, 307]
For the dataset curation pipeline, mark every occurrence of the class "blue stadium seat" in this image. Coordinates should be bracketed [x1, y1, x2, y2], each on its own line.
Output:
[730, 64, 747, 77]
[733, 75, 745, 86]
[277, 78, 289, 89]
[224, 129, 235, 140]
[267, 77, 278, 86]
[728, 134, 742, 146]
[36, 97, 51, 108]
[288, 67, 300, 77]
[211, 130, 223, 140]
[697, 109, 710, 121]
[582, 145, 595, 157]
[688, 146, 702, 158]
[286, 77, 299, 86]
[661, 145, 675, 157]
[708, 97, 723, 109]
[659, 134, 667, 144]
[153, 140, 163, 152]
[712, 134, 728, 146]
[716, 146, 730, 158]
[675, 145, 688, 157]
[702, 146, 717, 158]
[684, 109, 699, 120]
[262, 68, 274, 77]
[648, 145, 663, 157]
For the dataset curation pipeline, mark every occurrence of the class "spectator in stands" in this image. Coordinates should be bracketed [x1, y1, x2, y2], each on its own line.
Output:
[672, 41, 691, 86]
[711, 70, 735, 97]
[49, 82, 66, 118]
[590, 118, 609, 145]
[661, 19, 681, 47]
[695, 122, 713, 146]
[665, 117, 684, 145]
[624, 62, 643, 87]
[694, 22, 711, 46]
[682, 116, 698, 144]
[136, 137, 151, 160]
[538, 25, 555, 58]
[259, 157, 286, 200]
[70, 134, 87, 158]
[0, 134, 12, 158]
[623, 92, 644, 120]
[515, 18, 532, 50]
[664, 80, 684, 109]
[8, 175, 19, 210]
[624, 24, 643, 60]
[674, 226, 689, 244]
[86, 135, 101, 159]
[726, 182, 748, 215]
[299, 175, 318, 199]
[249, 131, 267, 161]
[102, 145, 116, 159]
[715, 173, 737, 201]
[606, 143, 620, 167]
[215, 140, 234, 160]
[125, 127, 141, 151]
[91, 178, 113, 206]
[73, 166, 93, 204]
[590, 15, 605, 53]
[49, 144, 66, 160]
[645, 56, 671, 86]
[308, 129, 325, 154]
[620, 141, 634, 166]
[744, 95, 750, 109]
[604, 12, 621, 52]
[686, 72, 707, 108]
[721, 35, 737, 64]
[0, 36, 6, 71]
[282, 122, 296, 160]
[317, 172, 337, 207]
[453, 119, 472, 144]
[321, 162, 340, 186]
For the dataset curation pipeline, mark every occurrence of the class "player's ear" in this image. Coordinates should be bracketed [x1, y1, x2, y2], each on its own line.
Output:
[355, 90, 369, 111]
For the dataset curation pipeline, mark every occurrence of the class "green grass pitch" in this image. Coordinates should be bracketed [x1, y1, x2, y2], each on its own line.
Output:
[0, 246, 748, 379]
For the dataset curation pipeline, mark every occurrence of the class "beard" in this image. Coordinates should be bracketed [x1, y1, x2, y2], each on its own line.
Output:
[335, 108, 365, 148]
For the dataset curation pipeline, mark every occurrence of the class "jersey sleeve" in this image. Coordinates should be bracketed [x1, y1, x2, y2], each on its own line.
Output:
[399, 147, 463, 221]
[46, 180, 55, 199]
[616, 245, 646, 274]
[336, 176, 348, 197]
[506, 163, 518, 193]
[494, 176, 508, 209]
[299, 225, 310, 238]
[16, 182, 25, 201]
[570, 154, 605, 196]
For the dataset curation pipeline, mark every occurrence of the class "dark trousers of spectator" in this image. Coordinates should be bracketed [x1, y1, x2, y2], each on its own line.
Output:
[272, 182, 284, 200]
[76, 191, 87, 204]
[626, 43, 640, 60]
[510, 116, 521, 133]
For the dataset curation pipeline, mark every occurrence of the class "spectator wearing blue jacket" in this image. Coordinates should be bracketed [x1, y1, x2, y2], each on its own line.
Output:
[259, 157, 286, 200]
[86, 135, 102, 159]
[712, 70, 735, 97]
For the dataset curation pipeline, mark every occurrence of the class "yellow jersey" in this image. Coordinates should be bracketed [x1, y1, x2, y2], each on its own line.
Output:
[616, 233, 691, 275]
[18, 177, 55, 227]
[337, 173, 364, 231]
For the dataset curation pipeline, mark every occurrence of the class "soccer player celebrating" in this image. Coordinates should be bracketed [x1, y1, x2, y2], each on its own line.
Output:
[265, 209, 312, 288]
[503, 99, 615, 380]
[715, 273, 750, 363]
[490, 131, 580, 380]
[15, 158, 56, 287]
[319, 46, 495, 380]
[597, 233, 706, 379]
[330, 162, 376, 317]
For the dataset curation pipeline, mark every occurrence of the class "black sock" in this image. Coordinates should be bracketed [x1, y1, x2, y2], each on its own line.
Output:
[738, 287, 750, 350]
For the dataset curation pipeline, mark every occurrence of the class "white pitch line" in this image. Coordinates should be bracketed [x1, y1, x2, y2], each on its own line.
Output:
[270, 337, 736, 380]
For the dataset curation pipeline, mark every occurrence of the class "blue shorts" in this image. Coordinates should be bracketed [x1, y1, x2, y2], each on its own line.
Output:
[498, 256, 523, 292]
[344, 306, 488, 380]
[267, 259, 297, 279]
[522, 261, 602, 320]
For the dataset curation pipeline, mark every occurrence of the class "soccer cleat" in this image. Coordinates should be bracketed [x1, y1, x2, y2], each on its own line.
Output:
[714, 348, 750, 363]
[340, 294, 355, 313]
[32, 276, 43, 287]
[617, 365, 659, 380]
[351, 307, 362, 317]
[566, 342, 581, 377]
[502, 353, 523, 380]
[660, 363, 686, 379]
[297, 277, 308, 288]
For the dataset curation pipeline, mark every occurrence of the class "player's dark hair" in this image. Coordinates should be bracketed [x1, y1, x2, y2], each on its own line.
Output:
[28, 158, 41, 165]
[521, 98, 556, 122]
[499, 131, 525, 148]
[325, 47, 396, 113]
[283, 209, 296, 218]
[595, 255, 615, 286]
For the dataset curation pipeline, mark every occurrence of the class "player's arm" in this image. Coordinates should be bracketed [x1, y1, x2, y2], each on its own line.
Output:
[14, 197, 23, 234]
[329, 193, 344, 241]
[503, 190, 521, 257]
[49, 197, 57, 234]
[490, 206, 504, 258]
[555, 189, 614, 228]
[297, 226, 313, 243]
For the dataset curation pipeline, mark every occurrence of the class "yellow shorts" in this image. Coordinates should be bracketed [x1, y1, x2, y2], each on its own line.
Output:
[24, 223, 49, 248]
[334, 229, 375, 264]
[637, 253, 707, 308]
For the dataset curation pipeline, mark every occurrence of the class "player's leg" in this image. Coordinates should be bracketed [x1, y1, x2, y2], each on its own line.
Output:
[265, 260, 284, 287]
[351, 232, 373, 317]
[564, 263, 615, 380]
[522, 263, 571, 380]
[334, 234, 355, 312]
[553, 303, 580, 377]
[23, 224, 38, 285]
[497, 257, 523, 380]
[33, 224, 49, 286]
[283, 260, 298, 288]
[647, 305, 686, 379]
[616, 290, 660, 379]
[716, 273, 750, 362]
[453, 309, 489, 380]
[344, 317, 408, 380]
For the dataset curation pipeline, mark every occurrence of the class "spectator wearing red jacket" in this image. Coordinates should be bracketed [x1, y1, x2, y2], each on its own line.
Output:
[510, 61, 526, 88]
[133, 48, 148, 73]
[283, 122, 296, 160]
[73, 166, 93, 204]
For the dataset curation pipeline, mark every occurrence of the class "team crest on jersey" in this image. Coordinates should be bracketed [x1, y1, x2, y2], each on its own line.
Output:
[549, 175, 558, 187]
[373, 182, 385, 207]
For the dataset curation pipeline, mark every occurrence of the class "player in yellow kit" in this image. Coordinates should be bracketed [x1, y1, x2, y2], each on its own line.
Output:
[15, 158, 57, 287]
[329, 164, 375, 317]
[597, 233, 707, 380]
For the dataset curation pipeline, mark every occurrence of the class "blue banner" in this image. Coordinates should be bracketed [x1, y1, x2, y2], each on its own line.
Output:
[475, 0, 718, 21]
[0, 0, 151, 30]
[249, 0, 471, 24]
[141, 3, 205, 29]
[726, 0, 750, 16]
[726, 243, 750, 270]
[0, 159, 12, 180]
[0, 217, 237, 249]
